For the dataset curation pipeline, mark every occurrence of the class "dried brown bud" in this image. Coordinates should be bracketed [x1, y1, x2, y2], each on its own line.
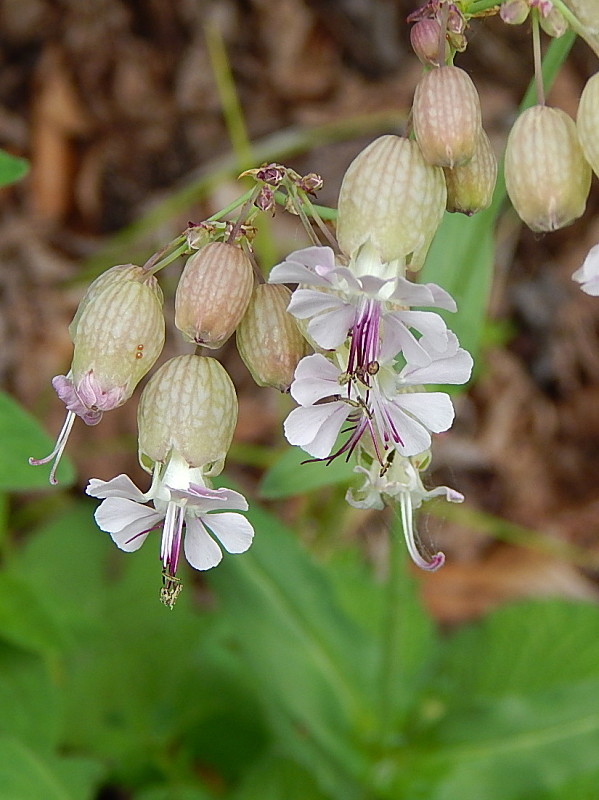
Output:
[236, 285, 309, 392]
[336, 135, 446, 269]
[412, 65, 482, 168]
[254, 185, 275, 212]
[444, 129, 497, 215]
[577, 72, 599, 178]
[175, 242, 254, 349]
[505, 105, 591, 232]
[256, 163, 285, 186]
[297, 172, 324, 193]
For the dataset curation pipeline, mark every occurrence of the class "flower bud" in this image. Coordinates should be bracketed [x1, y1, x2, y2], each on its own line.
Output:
[500, 0, 530, 25]
[505, 105, 591, 232]
[71, 267, 165, 406]
[336, 135, 446, 270]
[137, 354, 238, 475]
[577, 73, 599, 178]
[444, 129, 497, 215]
[236, 285, 309, 392]
[561, 1, 599, 57]
[539, 7, 568, 38]
[410, 20, 447, 66]
[175, 242, 254, 349]
[413, 65, 482, 168]
[69, 264, 163, 339]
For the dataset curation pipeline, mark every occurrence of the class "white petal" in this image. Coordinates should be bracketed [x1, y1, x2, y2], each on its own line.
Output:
[109, 523, 153, 552]
[86, 474, 148, 501]
[384, 406, 432, 456]
[286, 245, 336, 272]
[290, 354, 342, 405]
[184, 517, 223, 570]
[394, 392, 455, 434]
[393, 310, 449, 350]
[287, 289, 343, 319]
[201, 512, 254, 554]
[284, 403, 350, 458]
[95, 497, 163, 533]
[381, 316, 431, 367]
[307, 305, 355, 349]
[401, 349, 473, 385]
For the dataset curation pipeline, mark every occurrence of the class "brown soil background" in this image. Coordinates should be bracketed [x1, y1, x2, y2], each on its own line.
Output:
[3, 0, 599, 621]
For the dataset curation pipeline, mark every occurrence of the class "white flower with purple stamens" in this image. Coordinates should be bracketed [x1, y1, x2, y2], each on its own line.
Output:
[573, 244, 599, 296]
[268, 242, 456, 360]
[87, 451, 254, 606]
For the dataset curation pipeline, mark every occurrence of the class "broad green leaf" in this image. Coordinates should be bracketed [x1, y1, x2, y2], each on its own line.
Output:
[434, 600, 599, 700]
[0, 572, 67, 657]
[0, 736, 103, 800]
[135, 787, 213, 800]
[0, 643, 61, 753]
[395, 679, 599, 800]
[0, 391, 74, 490]
[231, 754, 330, 800]
[12, 502, 111, 641]
[0, 149, 28, 187]
[207, 501, 375, 799]
[259, 446, 354, 499]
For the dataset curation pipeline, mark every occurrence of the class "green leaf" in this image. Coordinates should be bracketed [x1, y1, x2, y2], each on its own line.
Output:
[134, 787, 214, 800]
[259, 446, 354, 499]
[207, 501, 375, 799]
[231, 753, 330, 800]
[397, 679, 599, 800]
[0, 736, 104, 800]
[0, 643, 61, 753]
[0, 572, 67, 657]
[0, 391, 74, 490]
[434, 600, 599, 700]
[420, 208, 494, 365]
[0, 149, 28, 187]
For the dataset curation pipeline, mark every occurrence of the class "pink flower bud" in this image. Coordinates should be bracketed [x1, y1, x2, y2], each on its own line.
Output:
[413, 65, 483, 168]
[236, 285, 309, 392]
[137, 355, 238, 475]
[500, 0, 530, 25]
[505, 105, 591, 232]
[175, 242, 254, 349]
[410, 19, 446, 66]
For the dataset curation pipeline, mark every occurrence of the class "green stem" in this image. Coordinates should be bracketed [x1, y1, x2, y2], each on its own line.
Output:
[466, 0, 503, 14]
[206, 187, 256, 222]
[377, 509, 409, 751]
[0, 493, 8, 561]
[204, 20, 253, 170]
[273, 190, 337, 221]
[531, 9, 545, 106]
[143, 238, 190, 275]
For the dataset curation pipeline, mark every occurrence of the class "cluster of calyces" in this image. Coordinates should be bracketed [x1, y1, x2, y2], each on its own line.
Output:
[407, 2, 497, 220]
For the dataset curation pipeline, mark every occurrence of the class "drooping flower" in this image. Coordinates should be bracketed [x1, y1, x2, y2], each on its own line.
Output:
[88, 354, 250, 607]
[572, 244, 599, 296]
[30, 265, 165, 483]
[346, 452, 463, 571]
[87, 452, 254, 607]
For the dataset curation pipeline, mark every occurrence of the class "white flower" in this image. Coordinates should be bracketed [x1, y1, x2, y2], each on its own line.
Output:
[87, 451, 254, 606]
[346, 455, 463, 571]
[573, 244, 599, 296]
[268, 242, 456, 358]
[284, 334, 470, 462]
